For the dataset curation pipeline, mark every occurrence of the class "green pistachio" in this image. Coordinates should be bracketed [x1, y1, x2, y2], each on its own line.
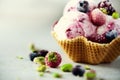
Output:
[39, 72, 44, 76]
[33, 57, 45, 65]
[84, 65, 91, 70]
[30, 43, 36, 52]
[53, 73, 62, 78]
[60, 63, 73, 72]
[84, 69, 96, 79]
[100, 8, 107, 14]
[37, 65, 46, 72]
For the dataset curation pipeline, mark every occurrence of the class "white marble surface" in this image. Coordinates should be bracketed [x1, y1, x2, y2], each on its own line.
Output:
[0, 0, 120, 80]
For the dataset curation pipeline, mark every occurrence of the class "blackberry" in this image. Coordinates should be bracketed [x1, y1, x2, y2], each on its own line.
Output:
[98, 0, 116, 15]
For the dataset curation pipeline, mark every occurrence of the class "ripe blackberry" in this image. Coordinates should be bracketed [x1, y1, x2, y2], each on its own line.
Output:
[98, 0, 116, 15]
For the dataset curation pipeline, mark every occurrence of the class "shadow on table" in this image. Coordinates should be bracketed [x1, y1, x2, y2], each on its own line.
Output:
[98, 56, 120, 69]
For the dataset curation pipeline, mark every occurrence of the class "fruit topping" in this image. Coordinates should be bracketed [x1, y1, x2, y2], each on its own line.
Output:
[100, 8, 107, 14]
[77, 0, 89, 13]
[105, 30, 118, 42]
[88, 33, 108, 43]
[72, 65, 85, 77]
[45, 52, 62, 68]
[112, 12, 120, 19]
[98, 0, 116, 15]
[60, 63, 73, 72]
[91, 9, 106, 26]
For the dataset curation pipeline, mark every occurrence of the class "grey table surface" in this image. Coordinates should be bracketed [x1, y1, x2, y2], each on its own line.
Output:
[0, 0, 120, 80]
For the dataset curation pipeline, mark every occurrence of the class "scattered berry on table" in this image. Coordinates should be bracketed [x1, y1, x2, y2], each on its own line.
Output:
[45, 52, 62, 68]
[37, 49, 48, 57]
[72, 65, 85, 77]
[29, 53, 40, 61]
[77, 0, 89, 13]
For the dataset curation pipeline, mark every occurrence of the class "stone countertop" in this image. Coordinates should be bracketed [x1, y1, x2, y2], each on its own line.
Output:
[0, 0, 120, 80]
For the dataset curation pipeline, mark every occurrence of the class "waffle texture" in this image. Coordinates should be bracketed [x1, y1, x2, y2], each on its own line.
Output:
[52, 31, 120, 64]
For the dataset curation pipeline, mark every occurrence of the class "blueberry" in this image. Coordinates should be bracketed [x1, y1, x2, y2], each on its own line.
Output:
[72, 65, 85, 77]
[29, 53, 40, 61]
[105, 30, 118, 42]
[77, 0, 89, 13]
[38, 49, 48, 57]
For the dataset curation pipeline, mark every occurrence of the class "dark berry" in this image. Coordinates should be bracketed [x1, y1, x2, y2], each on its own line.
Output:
[77, 0, 89, 13]
[105, 30, 118, 42]
[38, 49, 48, 57]
[29, 53, 40, 61]
[98, 0, 116, 15]
[72, 65, 85, 77]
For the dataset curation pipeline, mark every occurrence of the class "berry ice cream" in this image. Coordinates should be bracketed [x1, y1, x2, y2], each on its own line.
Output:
[63, 0, 97, 15]
[54, 11, 96, 40]
[53, 0, 120, 43]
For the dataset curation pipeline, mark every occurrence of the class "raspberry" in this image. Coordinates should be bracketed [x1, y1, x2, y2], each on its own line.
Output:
[91, 9, 106, 26]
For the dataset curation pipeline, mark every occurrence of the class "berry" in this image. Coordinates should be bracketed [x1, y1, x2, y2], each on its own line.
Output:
[98, 0, 116, 15]
[105, 30, 118, 42]
[72, 65, 85, 77]
[45, 52, 62, 68]
[112, 12, 119, 19]
[77, 0, 89, 13]
[37, 49, 48, 57]
[29, 53, 40, 61]
[33, 57, 45, 65]
[88, 33, 108, 43]
[60, 63, 73, 72]
[91, 9, 106, 26]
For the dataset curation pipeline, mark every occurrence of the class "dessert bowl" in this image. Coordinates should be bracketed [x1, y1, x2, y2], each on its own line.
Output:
[51, 0, 120, 64]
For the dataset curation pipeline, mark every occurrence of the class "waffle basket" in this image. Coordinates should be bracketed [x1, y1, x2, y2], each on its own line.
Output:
[52, 31, 120, 64]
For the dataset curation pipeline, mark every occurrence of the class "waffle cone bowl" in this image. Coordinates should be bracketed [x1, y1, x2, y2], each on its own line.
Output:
[52, 31, 120, 64]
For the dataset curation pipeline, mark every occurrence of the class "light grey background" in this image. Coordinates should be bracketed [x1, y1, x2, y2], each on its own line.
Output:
[0, 0, 120, 80]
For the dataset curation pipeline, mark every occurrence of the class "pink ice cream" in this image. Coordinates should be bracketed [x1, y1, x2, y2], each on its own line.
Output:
[54, 11, 96, 40]
[53, 0, 120, 43]
[63, 0, 97, 15]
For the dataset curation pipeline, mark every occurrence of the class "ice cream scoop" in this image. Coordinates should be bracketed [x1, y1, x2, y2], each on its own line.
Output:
[63, 0, 97, 15]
